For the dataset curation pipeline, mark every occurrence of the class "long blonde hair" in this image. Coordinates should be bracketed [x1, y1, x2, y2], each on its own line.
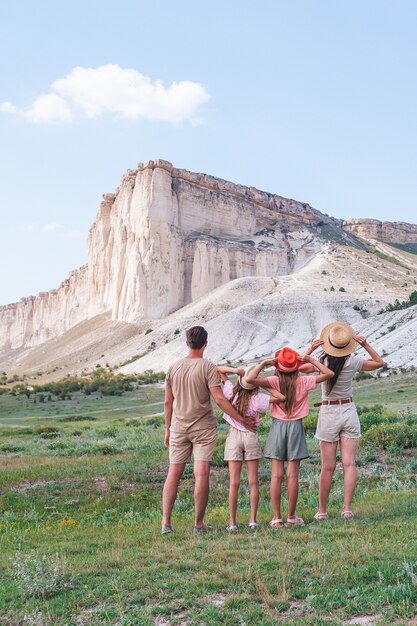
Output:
[231, 382, 257, 417]
[277, 370, 299, 417]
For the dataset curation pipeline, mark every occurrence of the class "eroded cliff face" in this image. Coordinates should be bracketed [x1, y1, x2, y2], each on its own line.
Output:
[86, 160, 342, 321]
[343, 219, 417, 243]
[2, 160, 415, 354]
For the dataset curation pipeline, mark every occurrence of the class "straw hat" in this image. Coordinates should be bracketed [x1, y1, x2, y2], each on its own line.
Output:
[238, 365, 259, 390]
[320, 321, 357, 357]
[274, 347, 303, 373]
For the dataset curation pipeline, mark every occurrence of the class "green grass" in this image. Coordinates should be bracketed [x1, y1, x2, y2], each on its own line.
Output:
[389, 242, 417, 256]
[0, 381, 416, 625]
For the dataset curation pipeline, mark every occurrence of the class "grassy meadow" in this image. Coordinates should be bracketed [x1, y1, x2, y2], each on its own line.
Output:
[0, 375, 416, 625]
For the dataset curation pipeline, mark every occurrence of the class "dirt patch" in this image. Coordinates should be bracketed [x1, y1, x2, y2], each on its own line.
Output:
[11, 480, 57, 493]
[344, 615, 382, 625]
[210, 593, 226, 608]
[93, 475, 109, 493]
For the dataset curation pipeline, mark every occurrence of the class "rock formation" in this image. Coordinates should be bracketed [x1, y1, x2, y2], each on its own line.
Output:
[1, 160, 417, 362]
[0, 160, 349, 352]
[343, 218, 417, 243]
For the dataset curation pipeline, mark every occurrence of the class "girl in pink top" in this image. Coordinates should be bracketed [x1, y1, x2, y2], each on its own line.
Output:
[246, 348, 333, 528]
[218, 365, 285, 532]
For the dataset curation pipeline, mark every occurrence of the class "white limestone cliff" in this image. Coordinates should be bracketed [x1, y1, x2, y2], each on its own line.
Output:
[2, 159, 417, 364]
[0, 160, 346, 352]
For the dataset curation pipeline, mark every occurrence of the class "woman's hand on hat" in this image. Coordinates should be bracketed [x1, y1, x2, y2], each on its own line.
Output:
[301, 354, 315, 363]
[353, 334, 366, 346]
[306, 338, 324, 354]
[262, 358, 277, 368]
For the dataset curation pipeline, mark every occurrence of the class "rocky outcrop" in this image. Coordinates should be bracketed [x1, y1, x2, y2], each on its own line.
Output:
[343, 218, 417, 244]
[2, 160, 417, 355]
[0, 160, 342, 351]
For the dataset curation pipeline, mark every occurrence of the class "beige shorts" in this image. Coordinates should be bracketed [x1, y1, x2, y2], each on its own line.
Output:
[224, 427, 263, 462]
[315, 402, 361, 443]
[169, 428, 217, 464]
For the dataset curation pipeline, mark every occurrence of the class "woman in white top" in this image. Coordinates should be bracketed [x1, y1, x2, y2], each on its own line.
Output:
[303, 322, 384, 520]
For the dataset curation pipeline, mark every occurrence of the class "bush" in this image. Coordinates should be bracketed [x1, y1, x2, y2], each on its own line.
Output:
[359, 411, 386, 433]
[211, 434, 227, 467]
[59, 415, 97, 422]
[146, 415, 164, 428]
[356, 372, 374, 381]
[357, 404, 384, 415]
[0, 443, 25, 453]
[303, 411, 318, 435]
[91, 443, 119, 455]
[10, 551, 72, 598]
[362, 423, 417, 449]
[33, 426, 59, 435]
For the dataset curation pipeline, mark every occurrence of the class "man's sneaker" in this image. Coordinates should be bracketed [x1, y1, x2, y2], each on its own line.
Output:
[193, 524, 213, 535]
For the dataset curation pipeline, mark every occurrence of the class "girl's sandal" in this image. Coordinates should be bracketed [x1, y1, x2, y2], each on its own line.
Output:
[285, 516, 305, 527]
[341, 510, 354, 519]
[269, 518, 283, 528]
[314, 512, 329, 521]
[249, 522, 260, 530]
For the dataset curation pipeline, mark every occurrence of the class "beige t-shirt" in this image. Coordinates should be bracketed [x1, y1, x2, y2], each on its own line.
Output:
[165, 357, 221, 433]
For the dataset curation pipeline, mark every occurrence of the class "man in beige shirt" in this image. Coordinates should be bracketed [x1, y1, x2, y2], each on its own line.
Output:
[162, 326, 256, 535]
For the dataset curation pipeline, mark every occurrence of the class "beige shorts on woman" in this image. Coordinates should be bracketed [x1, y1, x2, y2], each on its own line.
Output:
[315, 402, 361, 442]
[224, 426, 263, 461]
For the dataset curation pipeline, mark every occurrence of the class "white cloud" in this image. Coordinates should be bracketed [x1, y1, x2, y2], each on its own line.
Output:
[27, 94, 73, 123]
[65, 229, 85, 239]
[44, 223, 63, 233]
[1, 64, 210, 125]
[0, 101, 17, 113]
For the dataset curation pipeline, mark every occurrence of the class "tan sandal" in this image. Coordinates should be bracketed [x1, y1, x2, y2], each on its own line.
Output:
[285, 516, 304, 527]
[341, 510, 354, 519]
[269, 518, 283, 528]
[314, 512, 329, 521]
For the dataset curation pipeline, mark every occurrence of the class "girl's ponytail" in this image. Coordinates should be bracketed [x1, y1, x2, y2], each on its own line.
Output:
[277, 370, 298, 417]
[231, 382, 257, 417]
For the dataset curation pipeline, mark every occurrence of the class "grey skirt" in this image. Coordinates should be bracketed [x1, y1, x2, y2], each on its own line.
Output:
[264, 418, 309, 462]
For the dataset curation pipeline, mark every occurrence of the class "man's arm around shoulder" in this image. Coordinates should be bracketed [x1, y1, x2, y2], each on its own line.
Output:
[210, 385, 256, 433]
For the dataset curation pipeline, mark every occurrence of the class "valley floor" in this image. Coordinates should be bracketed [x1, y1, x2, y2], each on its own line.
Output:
[0, 380, 416, 625]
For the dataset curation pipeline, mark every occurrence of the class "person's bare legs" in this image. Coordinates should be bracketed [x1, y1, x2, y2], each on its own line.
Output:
[340, 438, 359, 514]
[228, 461, 242, 526]
[194, 460, 211, 528]
[246, 459, 259, 524]
[318, 441, 338, 514]
[286, 460, 300, 518]
[162, 463, 186, 527]
[270, 459, 284, 521]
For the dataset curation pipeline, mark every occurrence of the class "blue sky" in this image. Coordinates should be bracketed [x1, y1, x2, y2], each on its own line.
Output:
[1, 0, 417, 305]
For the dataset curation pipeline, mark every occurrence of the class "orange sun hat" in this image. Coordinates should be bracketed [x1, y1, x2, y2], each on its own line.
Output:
[274, 347, 303, 373]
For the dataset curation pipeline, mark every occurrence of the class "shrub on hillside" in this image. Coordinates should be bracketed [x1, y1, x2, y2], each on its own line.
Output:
[33, 426, 59, 435]
[357, 404, 384, 415]
[359, 412, 384, 433]
[59, 415, 97, 422]
[362, 423, 417, 449]
[10, 551, 72, 598]
[211, 434, 227, 467]
[303, 411, 319, 435]
[356, 372, 374, 381]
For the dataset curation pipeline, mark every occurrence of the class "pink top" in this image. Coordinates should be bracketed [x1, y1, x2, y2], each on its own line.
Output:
[221, 380, 270, 432]
[264, 375, 316, 421]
